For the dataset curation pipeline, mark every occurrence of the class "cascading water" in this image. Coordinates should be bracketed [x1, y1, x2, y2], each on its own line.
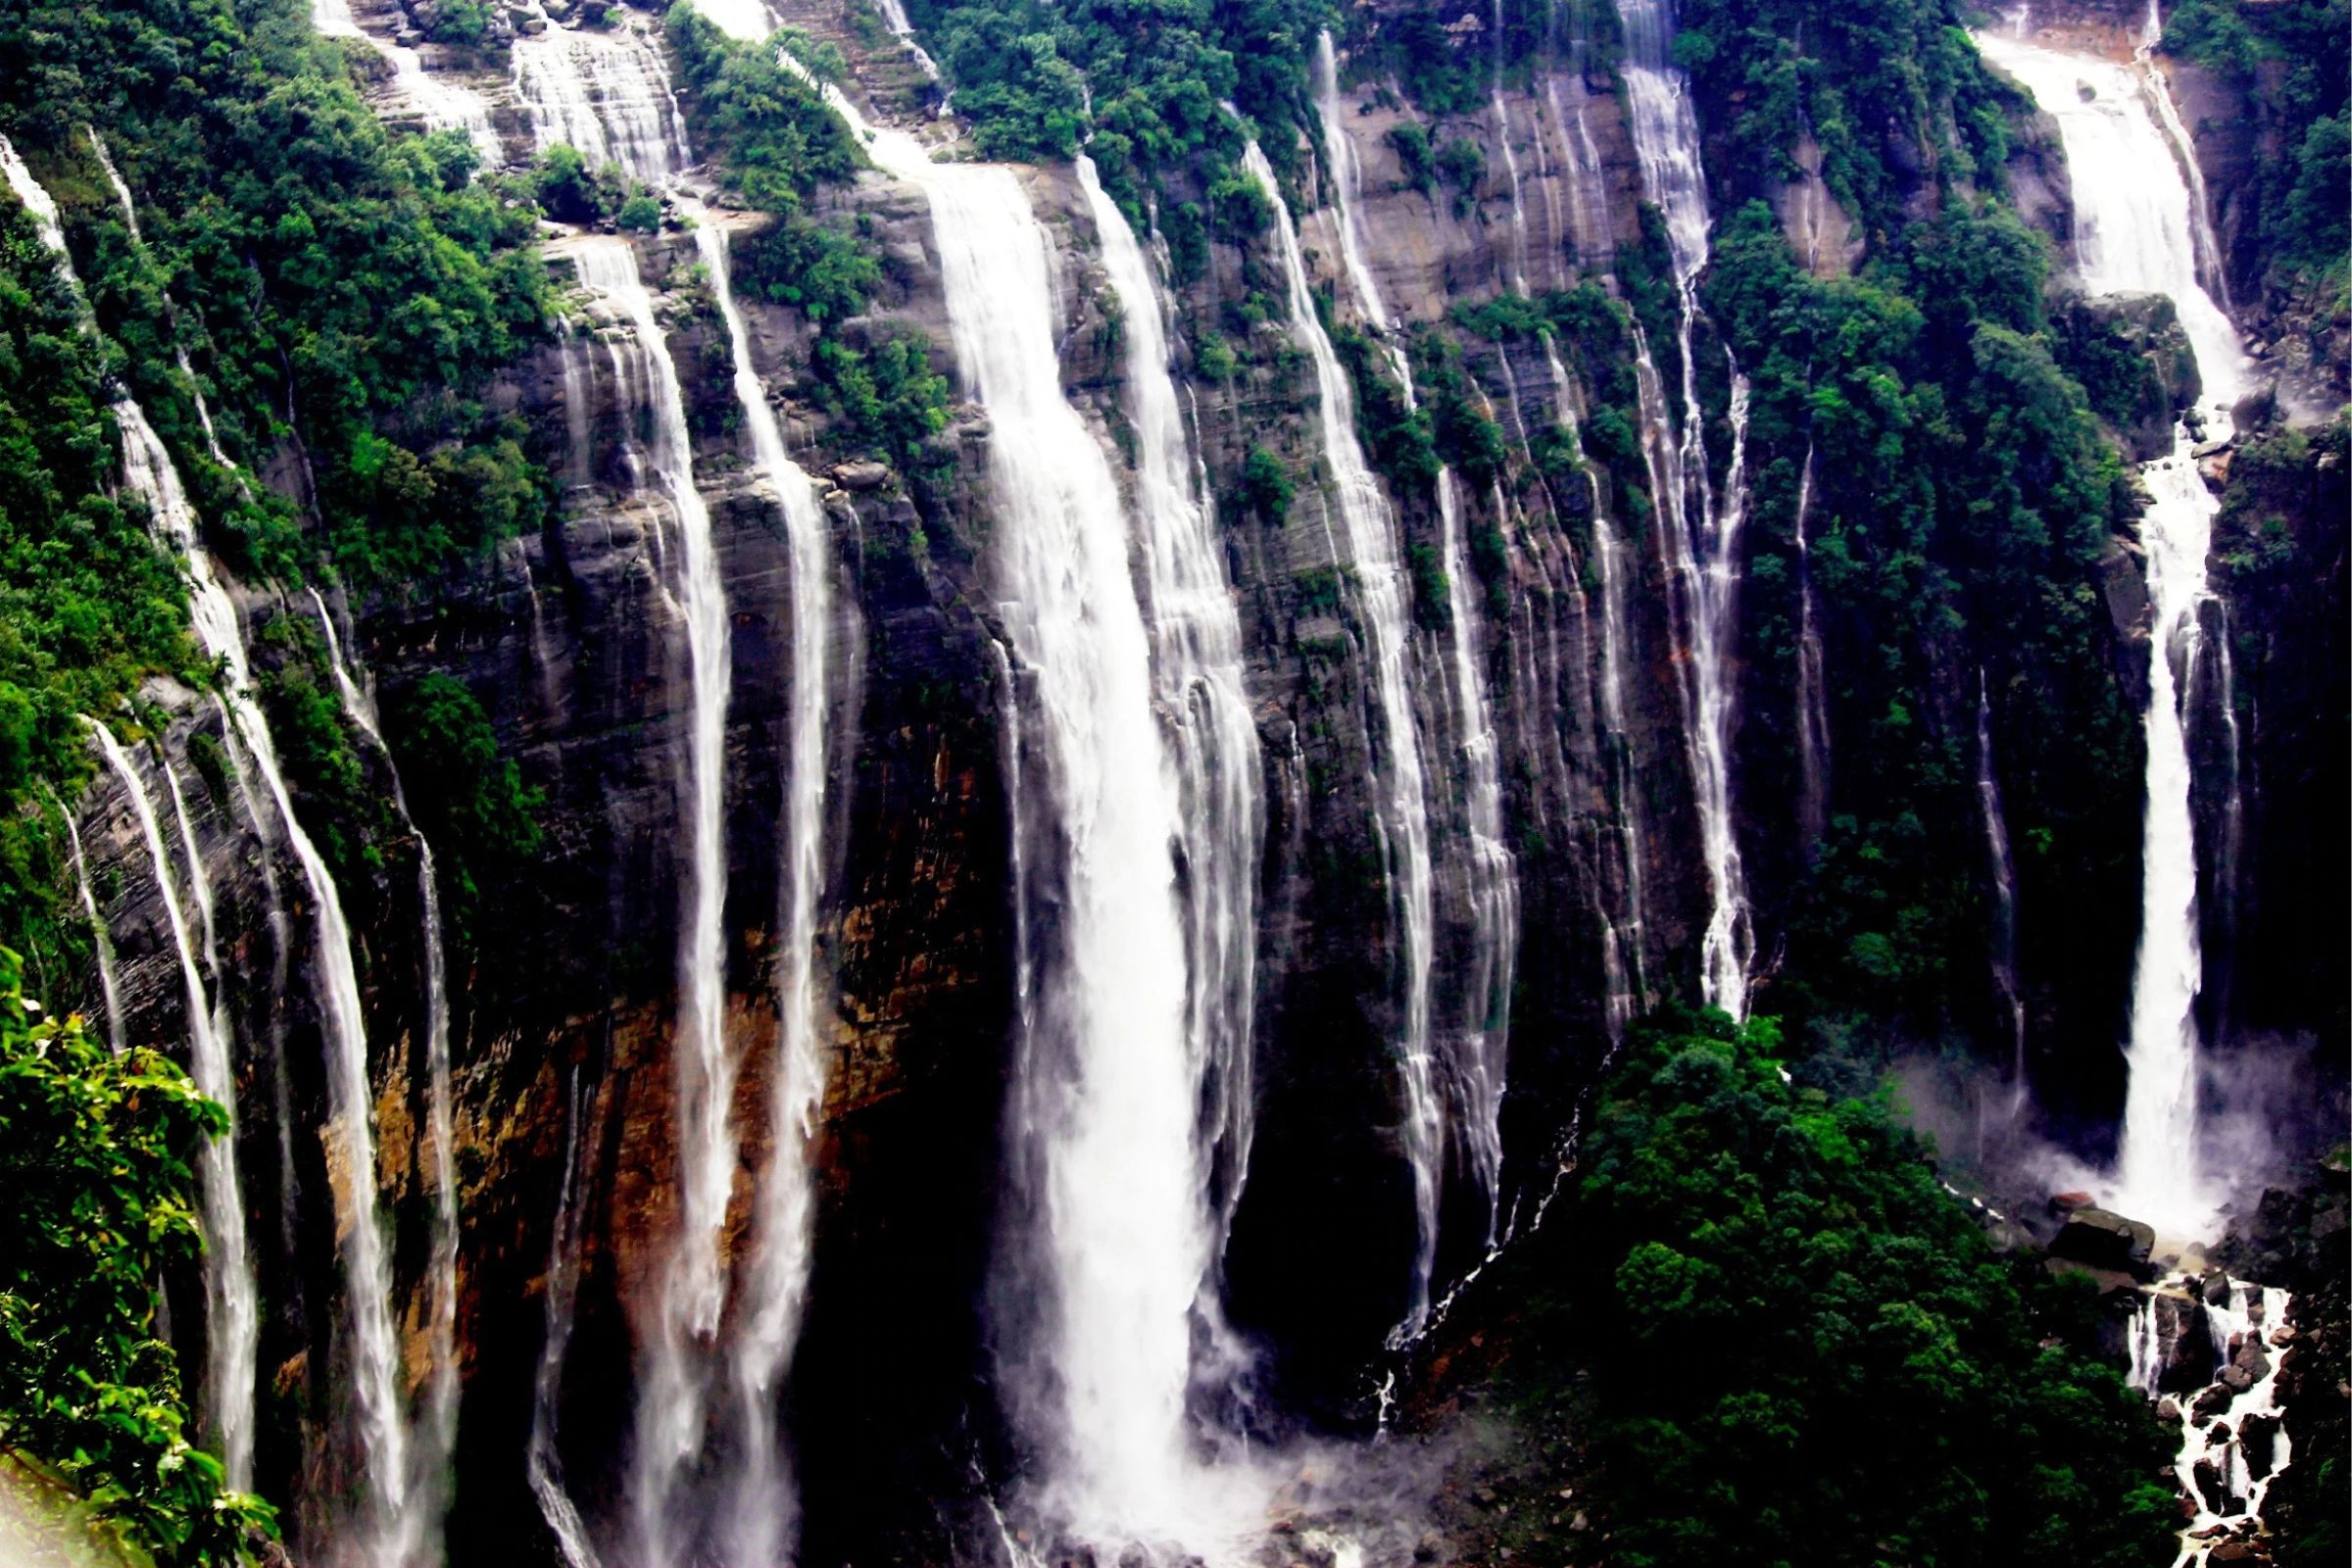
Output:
[1542, 342, 1647, 1035]
[1489, 0, 1529, 293]
[528, 1067, 604, 1568]
[61, 807, 125, 1051]
[514, 18, 692, 183]
[693, 215, 837, 1568]
[1616, 0, 1754, 1018]
[88, 723, 258, 1491]
[1075, 156, 1265, 1345]
[1244, 136, 1442, 1340]
[306, 590, 464, 1544]
[817, 82, 1234, 1551]
[1976, 23, 2249, 1240]
[1976, 671, 2027, 1109]
[1791, 447, 1832, 853]
[310, 0, 502, 164]
[567, 237, 739, 1568]
[3, 135, 411, 1550]
[1316, 30, 1519, 1276]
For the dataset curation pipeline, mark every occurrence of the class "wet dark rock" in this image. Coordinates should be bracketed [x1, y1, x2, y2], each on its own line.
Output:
[2240, 1411, 2281, 1479]
[2192, 1384, 2235, 1422]
[2051, 1206, 2156, 1272]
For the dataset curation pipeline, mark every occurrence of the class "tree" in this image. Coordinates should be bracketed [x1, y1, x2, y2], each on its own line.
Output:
[0, 945, 272, 1563]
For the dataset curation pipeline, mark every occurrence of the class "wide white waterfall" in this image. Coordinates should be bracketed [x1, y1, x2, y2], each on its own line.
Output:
[1976, 25, 2248, 1241]
[61, 807, 125, 1051]
[1976, 671, 2027, 1105]
[694, 216, 836, 1568]
[822, 87, 1225, 1551]
[1791, 448, 1832, 852]
[514, 18, 691, 183]
[1315, 29, 1519, 1288]
[568, 238, 740, 1568]
[1244, 136, 1445, 1340]
[310, 0, 502, 164]
[1616, 0, 1754, 1018]
[2, 135, 415, 1550]
[306, 589, 464, 1547]
[1076, 154, 1265, 1379]
[89, 724, 258, 1491]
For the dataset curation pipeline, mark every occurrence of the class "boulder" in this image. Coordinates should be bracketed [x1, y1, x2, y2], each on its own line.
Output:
[2202, 1271, 2232, 1306]
[2208, 1543, 2265, 1565]
[2240, 1411, 2280, 1479]
[2230, 1337, 2271, 1385]
[2192, 1384, 2235, 1422]
[2051, 1207, 2156, 1272]
[831, 460, 894, 492]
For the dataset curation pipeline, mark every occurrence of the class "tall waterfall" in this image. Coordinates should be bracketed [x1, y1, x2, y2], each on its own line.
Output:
[819, 83, 1228, 1549]
[1791, 448, 1832, 853]
[1316, 29, 1520, 1288]
[695, 216, 836, 1568]
[1244, 135, 1445, 1338]
[88, 724, 258, 1491]
[1977, 24, 2249, 1240]
[306, 590, 464, 1544]
[1616, 0, 1754, 1018]
[1075, 156, 1265, 1345]
[1489, 0, 1529, 293]
[569, 237, 740, 1568]
[2, 136, 411, 1546]
[1976, 672, 2027, 1106]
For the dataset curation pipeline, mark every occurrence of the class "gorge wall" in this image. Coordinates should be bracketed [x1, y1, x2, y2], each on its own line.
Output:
[24, 0, 2344, 1562]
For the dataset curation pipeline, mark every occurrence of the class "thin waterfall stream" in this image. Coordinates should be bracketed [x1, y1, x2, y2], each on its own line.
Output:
[1315, 28, 1519, 1302]
[2, 134, 408, 1542]
[1616, 0, 1754, 1018]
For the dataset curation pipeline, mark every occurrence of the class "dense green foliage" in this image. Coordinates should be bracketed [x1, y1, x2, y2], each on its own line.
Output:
[905, 0, 1321, 211]
[0, 943, 270, 1563]
[1571, 1010, 2178, 1568]
[1702, 195, 2142, 1053]
[386, 672, 544, 941]
[2162, 0, 2349, 280]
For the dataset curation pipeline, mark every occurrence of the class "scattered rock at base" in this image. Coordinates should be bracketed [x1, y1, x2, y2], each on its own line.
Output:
[2051, 1206, 2157, 1272]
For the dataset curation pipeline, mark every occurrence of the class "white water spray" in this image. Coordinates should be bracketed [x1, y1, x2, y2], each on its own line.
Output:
[1977, 24, 2248, 1240]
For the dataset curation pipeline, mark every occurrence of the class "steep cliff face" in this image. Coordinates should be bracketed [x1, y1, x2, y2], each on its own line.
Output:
[48, 0, 2346, 1560]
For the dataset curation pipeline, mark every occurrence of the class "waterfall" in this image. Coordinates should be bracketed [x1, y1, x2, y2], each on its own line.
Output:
[567, 237, 740, 1568]
[528, 1066, 604, 1568]
[1791, 447, 1832, 852]
[1976, 27, 2249, 1240]
[2, 135, 411, 1550]
[818, 82, 1229, 1548]
[514, 19, 692, 183]
[1244, 135, 1443, 1338]
[1315, 29, 1519, 1288]
[1489, 0, 1529, 293]
[88, 724, 258, 1491]
[693, 215, 837, 1568]
[1975, 672, 2028, 1115]
[310, 0, 502, 164]
[305, 590, 464, 1545]
[1549, 4, 1613, 265]
[1616, 0, 1754, 1018]
[1542, 342, 1647, 1035]
[1076, 154, 1265, 1377]
[61, 807, 125, 1051]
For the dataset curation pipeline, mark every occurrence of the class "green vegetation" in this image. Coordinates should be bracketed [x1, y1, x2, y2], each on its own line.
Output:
[2162, 0, 2348, 279]
[386, 673, 544, 942]
[1565, 1009, 2178, 1568]
[906, 0, 1323, 213]
[0, 945, 272, 1563]
[812, 330, 952, 474]
[1703, 197, 2141, 1041]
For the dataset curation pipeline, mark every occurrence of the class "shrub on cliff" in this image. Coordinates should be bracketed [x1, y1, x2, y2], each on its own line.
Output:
[0, 945, 270, 1564]
[1569, 1008, 2178, 1568]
